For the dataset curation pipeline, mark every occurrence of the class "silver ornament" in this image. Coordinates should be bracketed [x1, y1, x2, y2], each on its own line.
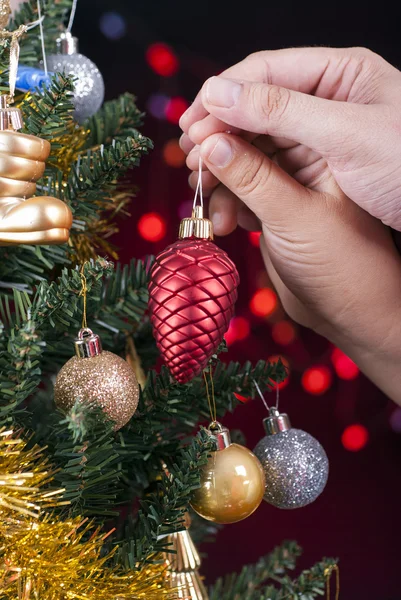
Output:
[47, 32, 105, 123]
[253, 408, 329, 509]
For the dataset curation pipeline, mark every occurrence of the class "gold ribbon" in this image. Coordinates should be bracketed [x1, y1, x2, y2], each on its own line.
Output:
[0, 24, 28, 101]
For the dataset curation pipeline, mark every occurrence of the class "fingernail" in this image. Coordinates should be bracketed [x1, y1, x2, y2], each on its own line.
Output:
[179, 107, 191, 129]
[205, 77, 241, 108]
[212, 212, 222, 228]
[203, 137, 233, 167]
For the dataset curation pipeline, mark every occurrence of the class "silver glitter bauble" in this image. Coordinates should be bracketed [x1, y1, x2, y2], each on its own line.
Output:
[253, 408, 329, 509]
[54, 328, 139, 431]
[46, 32, 104, 123]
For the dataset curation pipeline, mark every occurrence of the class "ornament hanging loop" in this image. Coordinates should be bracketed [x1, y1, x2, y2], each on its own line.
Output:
[74, 327, 102, 358]
[325, 564, 340, 600]
[79, 263, 88, 329]
[179, 156, 213, 240]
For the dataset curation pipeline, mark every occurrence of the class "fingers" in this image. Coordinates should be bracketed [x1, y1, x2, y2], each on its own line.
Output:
[208, 185, 261, 235]
[180, 46, 394, 137]
[199, 132, 315, 231]
[198, 77, 377, 161]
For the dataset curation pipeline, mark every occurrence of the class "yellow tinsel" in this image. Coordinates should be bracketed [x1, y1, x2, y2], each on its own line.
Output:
[0, 430, 175, 599]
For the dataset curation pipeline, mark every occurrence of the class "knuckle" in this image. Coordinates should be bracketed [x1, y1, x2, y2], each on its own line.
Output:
[256, 84, 291, 125]
[235, 155, 270, 196]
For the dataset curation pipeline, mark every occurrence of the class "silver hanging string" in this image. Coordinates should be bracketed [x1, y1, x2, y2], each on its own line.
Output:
[66, 0, 78, 33]
[253, 378, 280, 412]
[36, 0, 47, 75]
[192, 154, 204, 210]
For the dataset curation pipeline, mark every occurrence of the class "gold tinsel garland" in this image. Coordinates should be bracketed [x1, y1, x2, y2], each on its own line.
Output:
[0, 430, 175, 599]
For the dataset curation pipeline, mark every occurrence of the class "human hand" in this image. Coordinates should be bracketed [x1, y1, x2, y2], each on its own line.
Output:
[181, 46, 401, 231]
[179, 47, 401, 403]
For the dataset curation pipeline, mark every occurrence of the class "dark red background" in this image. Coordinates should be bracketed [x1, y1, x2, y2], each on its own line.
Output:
[74, 1, 401, 597]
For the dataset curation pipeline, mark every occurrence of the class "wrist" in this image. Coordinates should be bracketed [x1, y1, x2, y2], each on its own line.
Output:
[316, 302, 401, 404]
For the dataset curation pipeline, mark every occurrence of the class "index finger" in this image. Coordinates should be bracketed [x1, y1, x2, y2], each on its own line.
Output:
[179, 46, 389, 134]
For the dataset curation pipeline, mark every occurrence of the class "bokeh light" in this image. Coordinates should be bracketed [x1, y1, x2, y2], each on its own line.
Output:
[147, 93, 170, 120]
[250, 288, 277, 317]
[234, 392, 250, 403]
[165, 97, 189, 124]
[225, 316, 251, 346]
[389, 408, 401, 433]
[99, 11, 127, 40]
[137, 212, 166, 242]
[302, 366, 332, 395]
[146, 42, 179, 77]
[163, 139, 186, 168]
[331, 348, 360, 380]
[248, 231, 261, 247]
[341, 424, 369, 451]
[272, 320, 296, 346]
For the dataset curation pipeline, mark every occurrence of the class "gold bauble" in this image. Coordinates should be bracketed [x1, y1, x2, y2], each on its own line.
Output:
[54, 329, 139, 431]
[0, 96, 72, 245]
[190, 424, 265, 524]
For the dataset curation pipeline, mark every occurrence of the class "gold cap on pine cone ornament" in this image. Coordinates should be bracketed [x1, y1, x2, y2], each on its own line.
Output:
[190, 422, 265, 524]
[164, 516, 209, 600]
[179, 205, 213, 240]
[0, 94, 72, 245]
[54, 328, 140, 430]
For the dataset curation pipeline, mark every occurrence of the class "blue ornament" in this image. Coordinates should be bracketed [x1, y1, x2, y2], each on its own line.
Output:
[16, 66, 53, 92]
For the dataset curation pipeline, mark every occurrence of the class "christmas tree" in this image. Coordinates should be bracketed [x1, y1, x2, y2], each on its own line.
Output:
[0, 1, 337, 598]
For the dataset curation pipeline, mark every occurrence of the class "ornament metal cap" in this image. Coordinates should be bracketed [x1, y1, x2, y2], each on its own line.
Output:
[207, 421, 231, 449]
[74, 327, 102, 358]
[179, 206, 214, 240]
[56, 31, 78, 55]
[0, 95, 23, 131]
[263, 407, 291, 436]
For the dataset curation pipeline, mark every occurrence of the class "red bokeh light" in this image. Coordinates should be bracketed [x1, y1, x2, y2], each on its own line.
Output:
[165, 97, 189, 124]
[146, 42, 179, 77]
[137, 212, 166, 242]
[331, 348, 360, 380]
[225, 316, 251, 346]
[248, 231, 261, 247]
[163, 139, 186, 168]
[302, 366, 332, 395]
[250, 288, 277, 317]
[234, 392, 250, 403]
[272, 320, 296, 346]
[341, 424, 369, 451]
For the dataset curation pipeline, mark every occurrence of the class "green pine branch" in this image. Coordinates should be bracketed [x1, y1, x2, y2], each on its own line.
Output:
[19, 73, 75, 146]
[63, 135, 153, 223]
[210, 541, 337, 600]
[0, 259, 112, 425]
[116, 428, 217, 568]
[84, 93, 146, 148]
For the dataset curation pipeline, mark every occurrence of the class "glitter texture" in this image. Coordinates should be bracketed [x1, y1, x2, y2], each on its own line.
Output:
[253, 429, 329, 509]
[54, 351, 139, 430]
[46, 53, 105, 123]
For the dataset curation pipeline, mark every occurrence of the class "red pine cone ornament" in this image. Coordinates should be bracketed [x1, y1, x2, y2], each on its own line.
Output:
[148, 207, 239, 383]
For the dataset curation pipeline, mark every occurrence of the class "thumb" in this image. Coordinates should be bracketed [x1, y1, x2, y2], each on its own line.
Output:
[199, 132, 317, 232]
[200, 76, 375, 161]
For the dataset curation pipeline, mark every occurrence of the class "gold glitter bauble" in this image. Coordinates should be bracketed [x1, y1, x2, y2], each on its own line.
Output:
[190, 424, 265, 524]
[54, 350, 139, 430]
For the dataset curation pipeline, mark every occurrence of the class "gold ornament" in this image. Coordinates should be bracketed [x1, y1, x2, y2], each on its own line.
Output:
[164, 516, 209, 600]
[0, 95, 72, 245]
[54, 327, 140, 430]
[0, 429, 174, 599]
[190, 422, 265, 524]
